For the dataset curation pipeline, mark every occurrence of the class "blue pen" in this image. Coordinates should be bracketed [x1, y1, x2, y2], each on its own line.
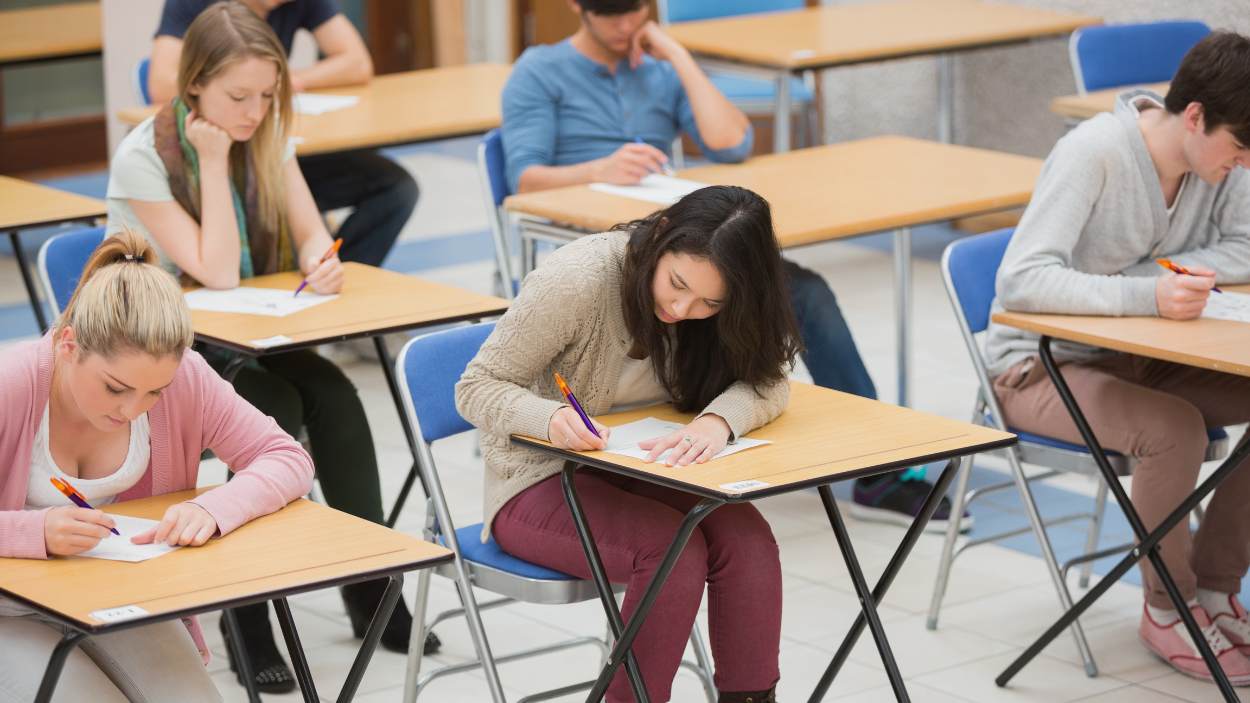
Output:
[634, 137, 675, 176]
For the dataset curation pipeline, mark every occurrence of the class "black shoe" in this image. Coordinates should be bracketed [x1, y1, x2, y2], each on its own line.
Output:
[219, 602, 297, 694]
[850, 470, 973, 533]
[340, 578, 441, 655]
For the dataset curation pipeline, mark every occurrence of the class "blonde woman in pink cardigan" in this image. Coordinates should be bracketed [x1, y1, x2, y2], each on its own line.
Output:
[0, 230, 314, 702]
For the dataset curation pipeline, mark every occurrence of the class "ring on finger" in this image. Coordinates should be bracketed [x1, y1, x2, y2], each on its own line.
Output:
[682, 435, 694, 444]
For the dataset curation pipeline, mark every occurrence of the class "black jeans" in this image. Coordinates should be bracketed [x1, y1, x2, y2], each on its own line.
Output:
[298, 150, 418, 268]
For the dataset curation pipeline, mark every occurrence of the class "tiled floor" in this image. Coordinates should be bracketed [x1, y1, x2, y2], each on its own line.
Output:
[7, 138, 1246, 701]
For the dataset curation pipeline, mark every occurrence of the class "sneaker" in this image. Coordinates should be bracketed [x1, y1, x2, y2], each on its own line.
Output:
[1211, 595, 1250, 656]
[1139, 604, 1250, 685]
[849, 473, 973, 533]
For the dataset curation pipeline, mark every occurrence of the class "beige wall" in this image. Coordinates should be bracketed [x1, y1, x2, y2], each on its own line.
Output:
[820, 0, 1250, 158]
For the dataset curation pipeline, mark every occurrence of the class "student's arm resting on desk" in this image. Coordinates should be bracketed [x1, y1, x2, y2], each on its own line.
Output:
[996, 145, 1158, 317]
[291, 14, 373, 92]
[182, 351, 314, 536]
[0, 360, 52, 559]
[285, 157, 343, 293]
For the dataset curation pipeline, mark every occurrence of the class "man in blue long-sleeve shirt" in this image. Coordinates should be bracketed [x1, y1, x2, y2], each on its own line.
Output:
[503, 0, 969, 532]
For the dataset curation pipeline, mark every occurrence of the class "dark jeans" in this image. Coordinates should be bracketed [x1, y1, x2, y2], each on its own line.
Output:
[784, 259, 877, 400]
[298, 150, 418, 268]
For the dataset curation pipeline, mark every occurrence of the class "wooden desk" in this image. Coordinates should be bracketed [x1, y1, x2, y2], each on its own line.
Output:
[0, 489, 451, 701]
[0, 175, 106, 332]
[118, 63, 511, 156]
[0, 2, 101, 67]
[514, 382, 1014, 701]
[1050, 81, 1169, 122]
[195, 263, 508, 528]
[991, 307, 1250, 700]
[665, 0, 1100, 150]
[506, 135, 1043, 407]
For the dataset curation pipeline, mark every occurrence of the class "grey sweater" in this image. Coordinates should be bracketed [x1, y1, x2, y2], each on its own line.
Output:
[456, 231, 789, 539]
[984, 90, 1250, 377]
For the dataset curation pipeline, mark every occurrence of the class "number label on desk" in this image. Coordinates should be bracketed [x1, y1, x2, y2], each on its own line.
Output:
[90, 605, 149, 623]
[719, 479, 770, 493]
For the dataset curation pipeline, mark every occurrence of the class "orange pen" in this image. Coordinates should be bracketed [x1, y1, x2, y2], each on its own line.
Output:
[1156, 258, 1222, 294]
[294, 238, 343, 297]
[50, 477, 120, 535]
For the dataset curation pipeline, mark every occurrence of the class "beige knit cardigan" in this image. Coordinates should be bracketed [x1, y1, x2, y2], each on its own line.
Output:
[456, 231, 789, 539]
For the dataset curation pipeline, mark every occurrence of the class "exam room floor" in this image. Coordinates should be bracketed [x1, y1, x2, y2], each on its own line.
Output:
[3, 138, 1243, 701]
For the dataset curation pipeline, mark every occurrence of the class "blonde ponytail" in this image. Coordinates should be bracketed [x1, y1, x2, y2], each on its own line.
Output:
[55, 229, 194, 358]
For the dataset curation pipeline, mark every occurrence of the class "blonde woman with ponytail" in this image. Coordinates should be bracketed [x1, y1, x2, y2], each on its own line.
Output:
[0, 231, 313, 702]
[105, 2, 415, 693]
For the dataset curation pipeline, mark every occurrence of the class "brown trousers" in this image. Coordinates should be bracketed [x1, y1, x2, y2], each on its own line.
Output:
[993, 353, 1250, 609]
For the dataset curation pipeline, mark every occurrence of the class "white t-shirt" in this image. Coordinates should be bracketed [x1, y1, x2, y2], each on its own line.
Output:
[105, 115, 296, 273]
[610, 354, 669, 412]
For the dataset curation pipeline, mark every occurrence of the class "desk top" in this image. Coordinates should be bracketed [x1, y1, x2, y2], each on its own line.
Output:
[505, 136, 1042, 248]
[193, 263, 508, 354]
[0, 176, 106, 232]
[1050, 82, 1169, 121]
[117, 63, 510, 156]
[0, 489, 451, 632]
[665, 0, 1099, 70]
[993, 288, 1250, 378]
[0, 2, 101, 66]
[513, 382, 1015, 501]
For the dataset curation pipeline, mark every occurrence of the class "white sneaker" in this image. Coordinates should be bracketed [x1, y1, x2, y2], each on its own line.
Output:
[1210, 594, 1250, 657]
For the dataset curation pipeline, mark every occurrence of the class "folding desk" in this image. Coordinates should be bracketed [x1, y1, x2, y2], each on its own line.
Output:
[505, 136, 1042, 407]
[191, 262, 508, 525]
[0, 489, 452, 703]
[993, 298, 1250, 702]
[514, 381, 1015, 702]
[0, 2, 101, 67]
[0, 175, 106, 331]
[664, 0, 1100, 150]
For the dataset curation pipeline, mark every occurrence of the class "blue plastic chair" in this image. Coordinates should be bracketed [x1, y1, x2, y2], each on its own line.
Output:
[1069, 21, 1211, 94]
[657, 0, 817, 146]
[477, 129, 518, 299]
[36, 226, 106, 319]
[927, 228, 1229, 677]
[396, 323, 715, 702]
[134, 57, 152, 106]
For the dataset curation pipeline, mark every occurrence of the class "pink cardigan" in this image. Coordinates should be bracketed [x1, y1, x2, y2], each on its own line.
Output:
[0, 335, 315, 659]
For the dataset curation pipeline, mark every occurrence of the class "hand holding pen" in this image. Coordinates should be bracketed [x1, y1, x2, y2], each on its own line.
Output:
[45, 477, 119, 556]
[294, 238, 343, 297]
[1155, 258, 1219, 321]
[549, 372, 610, 451]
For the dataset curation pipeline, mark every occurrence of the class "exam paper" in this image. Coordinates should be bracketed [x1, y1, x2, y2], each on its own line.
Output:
[184, 287, 337, 317]
[293, 93, 359, 115]
[589, 175, 707, 205]
[604, 417, 770, 463]
[78, 515, 180, 563]
[1202, 292, 1250, 323]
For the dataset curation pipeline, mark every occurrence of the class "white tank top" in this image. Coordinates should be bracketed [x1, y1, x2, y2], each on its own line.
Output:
[24, 404, 151, 509]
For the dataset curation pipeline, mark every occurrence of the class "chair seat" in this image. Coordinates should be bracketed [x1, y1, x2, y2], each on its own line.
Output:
[710, 73, 813, 104]
[1011, 429, 1123, 457]
[445, 524, 577, 581]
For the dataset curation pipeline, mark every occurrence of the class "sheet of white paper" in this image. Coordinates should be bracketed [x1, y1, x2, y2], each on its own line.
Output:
[293, 93, 359, 115]
[589, 175, 706, 205]
[1202, 292, 1250, 323]
[184, 287, 337, 317]
[603, 417, 770, 463]
[77, 515, 180, 563]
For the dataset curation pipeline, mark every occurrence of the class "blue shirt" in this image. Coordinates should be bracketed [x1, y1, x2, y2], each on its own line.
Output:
[501, 39, 753, 194]
[156, 0, 340, 54]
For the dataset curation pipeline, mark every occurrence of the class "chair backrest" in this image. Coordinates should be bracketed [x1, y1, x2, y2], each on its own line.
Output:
[941, 227, 1013, 336]
[396, 322, 497, 445]
[659, 0, 804, 24]
[477, 129, 516, 297]
[1069, 21, 1210, 94]
[37, 226, 106, 319]
[134, 57, 152, 106]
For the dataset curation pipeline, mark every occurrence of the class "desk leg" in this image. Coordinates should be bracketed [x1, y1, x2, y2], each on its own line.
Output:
[937, 55, 954, 144]
[893, 227, 912, 407]
[774, 71, 792, 153]
[810, 459, 960, 702]
[560, 464, 722, 703]
[34, 630, 87, 703]
[273, 598, 320, 702]
[221, 608, 262, 703]
[374, 335, 430, 527]
[10, 230, 49, 332]
[995, 336, 1246, 702]
[335, 575, 405, 703]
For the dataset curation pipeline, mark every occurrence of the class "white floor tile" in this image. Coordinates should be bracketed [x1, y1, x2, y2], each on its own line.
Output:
[916, 651, 1127, 702]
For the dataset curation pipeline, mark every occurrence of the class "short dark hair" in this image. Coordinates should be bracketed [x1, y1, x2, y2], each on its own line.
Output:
[616, 186, 802, 412]
[574, 0, 645, 16]
[1165, 31, 1250, 144]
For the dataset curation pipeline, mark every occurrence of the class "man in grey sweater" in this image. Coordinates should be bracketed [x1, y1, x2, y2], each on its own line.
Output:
[986, 32, 1250, 684]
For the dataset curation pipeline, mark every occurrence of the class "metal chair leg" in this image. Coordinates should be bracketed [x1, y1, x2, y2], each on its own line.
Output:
[403, 567, 434, 703]
[1079, 479, 1108, 589]
[687, 625, 717, 703]
[927, 450, 975, 629]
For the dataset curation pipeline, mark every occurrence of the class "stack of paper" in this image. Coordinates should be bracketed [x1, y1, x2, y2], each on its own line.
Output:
[603, 417, 770, 463]
[293, 93, 359, 116]
[1202, 292, 1250, 323]
[184, 287, 337, 317]
[589, 175, 707, 205]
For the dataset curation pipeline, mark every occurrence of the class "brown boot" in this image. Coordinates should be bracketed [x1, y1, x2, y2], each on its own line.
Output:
[718, 688, 777, 703]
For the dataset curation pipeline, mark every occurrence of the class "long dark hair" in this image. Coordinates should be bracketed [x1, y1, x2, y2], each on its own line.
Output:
[617, 185, 802, 412]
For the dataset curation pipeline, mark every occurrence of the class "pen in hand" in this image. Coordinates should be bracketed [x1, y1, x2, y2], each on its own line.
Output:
[553, 372, 602, 440]
[294, 238, 343, 297]
[1156, 257, 1223, 294]
[634, 137, 675, 176]
[49, 477, 120, 536]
